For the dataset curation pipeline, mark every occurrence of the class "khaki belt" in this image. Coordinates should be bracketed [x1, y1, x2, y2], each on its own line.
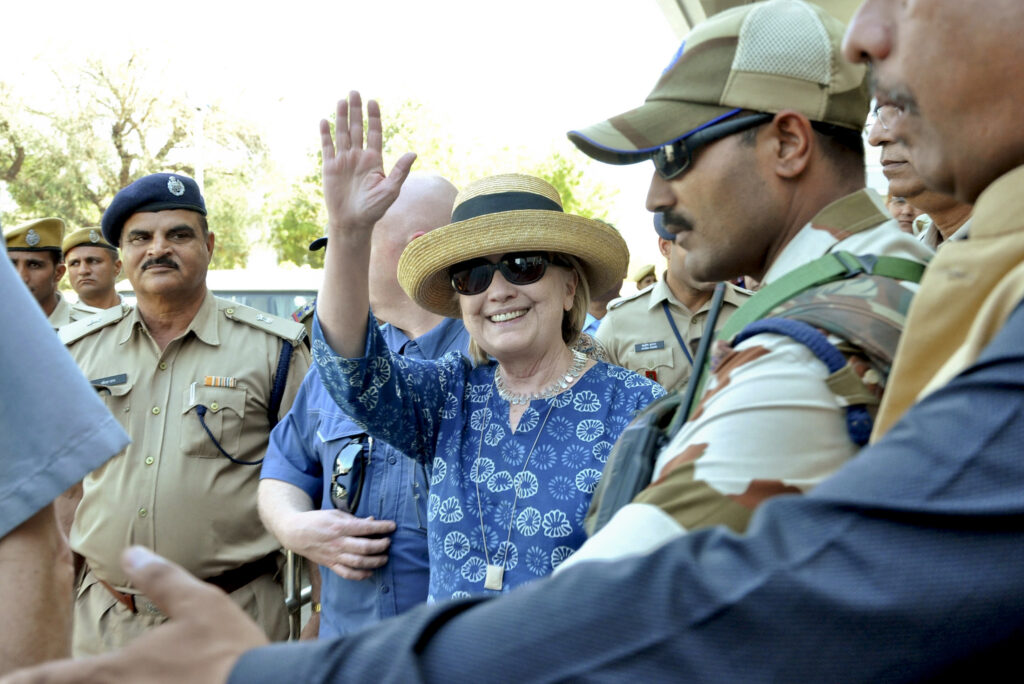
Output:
[97, 552, 279, 615]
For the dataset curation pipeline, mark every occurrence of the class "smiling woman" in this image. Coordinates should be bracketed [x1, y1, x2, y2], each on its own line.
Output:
[312, 93, 665, 601]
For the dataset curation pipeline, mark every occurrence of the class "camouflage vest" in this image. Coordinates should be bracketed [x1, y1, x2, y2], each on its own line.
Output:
[586, 251, 925, 535]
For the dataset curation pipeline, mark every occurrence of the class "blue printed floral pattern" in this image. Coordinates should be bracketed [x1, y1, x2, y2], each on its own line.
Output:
[313, 315, 665, 601]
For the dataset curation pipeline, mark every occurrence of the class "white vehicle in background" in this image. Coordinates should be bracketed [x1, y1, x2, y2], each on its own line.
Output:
[116, 268, 320, 317]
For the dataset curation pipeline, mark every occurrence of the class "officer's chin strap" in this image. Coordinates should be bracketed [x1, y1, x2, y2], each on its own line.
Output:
[731, 318, 873, 445]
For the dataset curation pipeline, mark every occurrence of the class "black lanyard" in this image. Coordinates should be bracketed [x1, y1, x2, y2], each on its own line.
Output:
[661, 300, 695, 366]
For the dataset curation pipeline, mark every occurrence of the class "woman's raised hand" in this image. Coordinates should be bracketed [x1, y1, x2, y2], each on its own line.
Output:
[321, 91, 417, 239]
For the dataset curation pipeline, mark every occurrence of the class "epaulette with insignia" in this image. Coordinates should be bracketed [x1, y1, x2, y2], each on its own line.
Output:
[291, 298, 317, 350]
[59, 304, 132, 346]
[606, 285, 652, 311]
[291, 299, 316, 324]
[220, 300, 306, 344]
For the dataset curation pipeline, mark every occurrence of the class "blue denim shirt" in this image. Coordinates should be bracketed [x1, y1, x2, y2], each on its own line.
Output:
[262, 316, 469, 638]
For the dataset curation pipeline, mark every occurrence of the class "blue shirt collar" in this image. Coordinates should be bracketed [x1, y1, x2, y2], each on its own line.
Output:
[379, 316, 470, 361]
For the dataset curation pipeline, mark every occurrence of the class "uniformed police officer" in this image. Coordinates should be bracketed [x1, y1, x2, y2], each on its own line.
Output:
[62, 226, 124, 317]
[59, 172, 310, 655]
[631, 263, 656, 291]
[4, 217, 75, 327]
[595, 214, 748, 391]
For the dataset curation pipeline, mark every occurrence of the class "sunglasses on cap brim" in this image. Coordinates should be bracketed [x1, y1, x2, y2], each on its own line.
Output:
[652, 113, 775, 180]
[449, 251, 569, 296]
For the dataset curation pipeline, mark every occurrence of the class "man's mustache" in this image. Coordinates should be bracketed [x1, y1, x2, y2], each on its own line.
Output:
[142, 256, 179, 271]
[867, 66, 920, 115]
[661, 211, 693, 234]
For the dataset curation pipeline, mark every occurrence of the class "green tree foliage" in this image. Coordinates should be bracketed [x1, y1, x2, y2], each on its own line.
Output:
[0, 54, 266, 267]
[205, 171, 260, 270]
[269, 163, 325, 268]
[525, 150, 613, 221]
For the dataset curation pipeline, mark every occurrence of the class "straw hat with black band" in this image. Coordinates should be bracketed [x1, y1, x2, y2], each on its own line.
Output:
[398, 174, 628, 320]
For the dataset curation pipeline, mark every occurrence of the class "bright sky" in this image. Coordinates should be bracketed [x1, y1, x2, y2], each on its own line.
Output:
[2, 0, 884, 278]
[2, 0, 684, 275]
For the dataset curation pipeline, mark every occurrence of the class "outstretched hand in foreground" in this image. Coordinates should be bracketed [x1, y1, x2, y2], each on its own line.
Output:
[0, 546, 267, 684]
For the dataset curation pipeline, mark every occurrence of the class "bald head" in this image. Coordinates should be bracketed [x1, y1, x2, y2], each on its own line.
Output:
[368, 173, 458, 316]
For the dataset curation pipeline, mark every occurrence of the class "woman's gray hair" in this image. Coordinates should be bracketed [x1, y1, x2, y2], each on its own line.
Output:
[467, 254, 591, 366]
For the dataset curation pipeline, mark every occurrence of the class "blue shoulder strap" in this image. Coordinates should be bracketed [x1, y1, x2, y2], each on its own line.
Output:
[732, 318, 873, 446]
[268, 341, 294, 429]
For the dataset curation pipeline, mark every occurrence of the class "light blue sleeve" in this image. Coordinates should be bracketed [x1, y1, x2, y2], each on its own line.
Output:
[311, 312, 468, 463]
[0, 259, 130, 537]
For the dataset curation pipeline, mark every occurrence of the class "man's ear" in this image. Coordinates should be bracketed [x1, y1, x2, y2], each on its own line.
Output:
[658, 237, 673, 259]
[765, 110, 814, 179]
[114, 259, 123, 277]
[54, 262, 66, 283]
[205, 231, 216, 259]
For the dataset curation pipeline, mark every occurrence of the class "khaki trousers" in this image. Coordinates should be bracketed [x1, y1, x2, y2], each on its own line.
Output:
[72, 566, 289, 656]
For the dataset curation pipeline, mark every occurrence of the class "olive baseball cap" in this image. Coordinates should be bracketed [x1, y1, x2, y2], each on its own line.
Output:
[568, 0, 869, 165]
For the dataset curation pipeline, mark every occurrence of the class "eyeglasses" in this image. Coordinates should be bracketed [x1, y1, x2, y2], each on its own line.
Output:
[865, 104, 903, 132]
[652, 113, 775, 180]
[449, 252, 563, 296]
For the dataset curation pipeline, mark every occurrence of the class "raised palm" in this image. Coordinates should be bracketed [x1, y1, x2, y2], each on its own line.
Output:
[321, 91, 417, 236]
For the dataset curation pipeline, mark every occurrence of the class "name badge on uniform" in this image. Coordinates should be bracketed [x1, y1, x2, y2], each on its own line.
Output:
[90, 373, 128, 387]
[634, 341, 665, 353]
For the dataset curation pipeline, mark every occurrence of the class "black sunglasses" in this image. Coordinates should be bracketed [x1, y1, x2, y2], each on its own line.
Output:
[330, 436, 371, 513]
[449, 251, 564, 296]
[652, 113, 775, 180]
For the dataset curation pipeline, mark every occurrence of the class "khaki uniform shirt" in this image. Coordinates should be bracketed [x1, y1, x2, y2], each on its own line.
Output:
[915, 215, 971, 250]
[63, 292, 310, 589]
[70, 294, 127, 320]
[596, 278, 748, 391]
[875, 165, 1024, 437]
[48, 292, 75, 328]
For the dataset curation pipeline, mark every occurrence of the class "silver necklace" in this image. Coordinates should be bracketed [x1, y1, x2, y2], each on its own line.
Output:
[494, 349, 587, 406]
[474, 388, 556, 592]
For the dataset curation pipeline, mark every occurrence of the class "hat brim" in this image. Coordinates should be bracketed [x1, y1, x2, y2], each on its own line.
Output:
[568, 99, 738, 165]
[6, 246, 62, 253]
[398, 210, 629, 319]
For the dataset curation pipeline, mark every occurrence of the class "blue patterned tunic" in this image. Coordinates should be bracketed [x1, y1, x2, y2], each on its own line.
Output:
[312, 315, 665, 601]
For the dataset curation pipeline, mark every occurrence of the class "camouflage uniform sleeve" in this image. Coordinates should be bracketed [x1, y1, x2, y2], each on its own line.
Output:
[565, 332, 861, 568]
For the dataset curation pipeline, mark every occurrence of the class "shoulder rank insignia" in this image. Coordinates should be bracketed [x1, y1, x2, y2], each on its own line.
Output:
[221, 301, 306, 344]
[291, 299, 317, 324]
[59, 303, 131, 346]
